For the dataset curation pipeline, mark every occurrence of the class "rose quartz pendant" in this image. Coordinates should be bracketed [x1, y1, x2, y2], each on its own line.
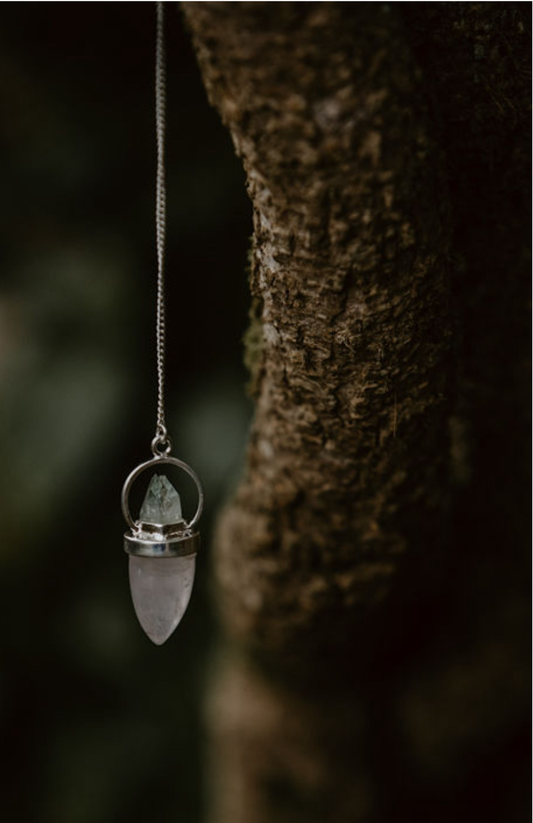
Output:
[121, 458, 203, 645]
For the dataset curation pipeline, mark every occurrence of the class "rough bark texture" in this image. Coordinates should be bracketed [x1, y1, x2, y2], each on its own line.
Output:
[184, 2, 453, 655]
[182, 3, 530, 823]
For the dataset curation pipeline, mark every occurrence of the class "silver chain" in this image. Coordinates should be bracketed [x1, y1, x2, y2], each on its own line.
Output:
[152, 1, 171, 457]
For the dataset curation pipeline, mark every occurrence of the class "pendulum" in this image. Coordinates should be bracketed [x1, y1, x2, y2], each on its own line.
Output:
[121, 2, 203, 644]
[121, 454, 203, 645]
[121, 2, 204, 645]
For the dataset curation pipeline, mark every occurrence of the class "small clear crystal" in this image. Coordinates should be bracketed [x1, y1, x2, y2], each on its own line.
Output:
[139, 474, 183, 525]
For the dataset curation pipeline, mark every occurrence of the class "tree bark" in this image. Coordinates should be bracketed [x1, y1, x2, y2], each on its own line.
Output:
[182, 3, 530, 822]
[183, 1, 452, 656]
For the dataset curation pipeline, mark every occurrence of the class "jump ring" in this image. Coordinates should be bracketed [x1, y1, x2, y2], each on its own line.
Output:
[151, 434, 172, 457]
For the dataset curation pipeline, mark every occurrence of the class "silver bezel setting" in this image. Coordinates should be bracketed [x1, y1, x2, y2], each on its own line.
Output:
[124, 529, 200, 558]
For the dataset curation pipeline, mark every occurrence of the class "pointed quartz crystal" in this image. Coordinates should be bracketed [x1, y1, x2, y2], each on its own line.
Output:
[138, 474, 183, 525]
[129, 474, 196, 645]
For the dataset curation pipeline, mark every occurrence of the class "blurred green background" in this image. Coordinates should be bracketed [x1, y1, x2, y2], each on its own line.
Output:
[0, 4, 251, 822]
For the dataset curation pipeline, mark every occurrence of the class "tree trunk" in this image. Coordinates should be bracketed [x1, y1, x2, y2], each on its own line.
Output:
[183, 0, 453, 653]
[182, 3, 530, 822]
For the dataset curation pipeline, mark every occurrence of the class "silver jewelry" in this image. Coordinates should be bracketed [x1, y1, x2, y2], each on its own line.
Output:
[121, 2, 204, 645]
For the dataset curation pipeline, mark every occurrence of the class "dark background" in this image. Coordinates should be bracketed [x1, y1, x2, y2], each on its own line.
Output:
[0, 4, 530, 823]
[0, 4, 251, 822]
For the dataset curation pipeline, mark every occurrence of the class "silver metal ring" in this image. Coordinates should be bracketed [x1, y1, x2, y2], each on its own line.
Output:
[121, 455, 204, 532]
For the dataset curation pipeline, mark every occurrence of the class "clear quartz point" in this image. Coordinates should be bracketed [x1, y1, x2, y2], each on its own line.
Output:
[129, 473, 195, 645]
[139, 474, 183, 525]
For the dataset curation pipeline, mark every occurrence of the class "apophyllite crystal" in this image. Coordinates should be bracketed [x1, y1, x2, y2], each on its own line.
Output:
[138, 474, 183, 524]
[128, 474, 196, 645]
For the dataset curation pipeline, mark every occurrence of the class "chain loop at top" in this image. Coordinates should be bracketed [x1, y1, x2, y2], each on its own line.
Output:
[151, 430, 172, 458]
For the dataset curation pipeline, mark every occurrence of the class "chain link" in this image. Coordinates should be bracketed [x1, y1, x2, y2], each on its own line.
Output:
[153, 1, 171, 456]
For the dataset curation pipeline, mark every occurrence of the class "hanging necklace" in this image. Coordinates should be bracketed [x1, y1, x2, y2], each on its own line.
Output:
[121, 2, 204, 645]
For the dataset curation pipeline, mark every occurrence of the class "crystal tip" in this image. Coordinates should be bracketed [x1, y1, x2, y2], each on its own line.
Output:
[139, 473, 183, 526]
